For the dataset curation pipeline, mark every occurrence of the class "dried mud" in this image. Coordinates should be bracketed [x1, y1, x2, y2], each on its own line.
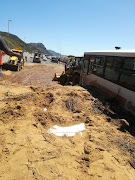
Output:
[0, 64, 135, 180]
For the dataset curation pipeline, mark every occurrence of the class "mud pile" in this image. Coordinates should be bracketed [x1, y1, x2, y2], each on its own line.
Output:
[0, 64, 135, 180]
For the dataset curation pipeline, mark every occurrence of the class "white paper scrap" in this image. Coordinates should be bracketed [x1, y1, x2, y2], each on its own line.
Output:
[47, 123, 85, 137]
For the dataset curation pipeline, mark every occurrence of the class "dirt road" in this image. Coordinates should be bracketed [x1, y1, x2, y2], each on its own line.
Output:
[0, 63, 135, 180]
[9, 63, 64, 88]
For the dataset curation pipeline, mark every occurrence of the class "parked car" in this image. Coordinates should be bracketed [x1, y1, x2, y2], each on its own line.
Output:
[51, 56, 58, 63]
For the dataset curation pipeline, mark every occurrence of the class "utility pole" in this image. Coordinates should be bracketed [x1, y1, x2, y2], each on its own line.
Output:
[8, 20, 12, 48]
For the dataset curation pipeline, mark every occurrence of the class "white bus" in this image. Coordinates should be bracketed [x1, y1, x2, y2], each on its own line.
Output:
[82, 50, 135, 115]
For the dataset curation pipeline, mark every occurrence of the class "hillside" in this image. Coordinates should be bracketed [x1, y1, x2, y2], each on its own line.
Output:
[0, 31, 51, 55]
[0, 31, 28, 51]
[28, 43, 52, 55]
[48, 49, 61, 56]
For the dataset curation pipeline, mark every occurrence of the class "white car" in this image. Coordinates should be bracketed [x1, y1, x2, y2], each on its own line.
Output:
[43, 55, 48, 61]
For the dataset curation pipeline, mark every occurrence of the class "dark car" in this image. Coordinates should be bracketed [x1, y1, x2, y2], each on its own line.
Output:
[51, 56, 58, 63]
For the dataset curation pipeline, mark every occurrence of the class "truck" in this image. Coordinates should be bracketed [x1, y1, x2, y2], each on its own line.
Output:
[2, 49, 25, 71]
[54, 56, 83, 85]
[33, 51, 41, 63]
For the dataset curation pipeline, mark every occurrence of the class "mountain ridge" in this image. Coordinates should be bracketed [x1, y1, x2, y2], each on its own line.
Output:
[47, 49, 61, 56]
[27, 42, 52, 55]
[0, 31, 60, 56]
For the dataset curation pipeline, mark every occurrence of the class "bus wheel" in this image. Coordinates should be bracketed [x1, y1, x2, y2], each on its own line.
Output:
[72, 74, 80, 85]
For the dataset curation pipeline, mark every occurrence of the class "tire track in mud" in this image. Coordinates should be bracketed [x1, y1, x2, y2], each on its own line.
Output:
[8, 64, 64, 88]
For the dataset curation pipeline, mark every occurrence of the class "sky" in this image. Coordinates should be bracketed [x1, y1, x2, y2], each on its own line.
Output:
[1, 0, 135, 56]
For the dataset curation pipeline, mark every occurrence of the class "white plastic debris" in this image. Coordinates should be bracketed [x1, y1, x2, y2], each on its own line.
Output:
[47, 123, 85, 137]
[43, 108, 47, 111]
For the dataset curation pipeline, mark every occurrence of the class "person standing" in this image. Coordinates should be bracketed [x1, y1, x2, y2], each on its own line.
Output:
[65, 62, 67, 72]
[58, 58, 60, 64]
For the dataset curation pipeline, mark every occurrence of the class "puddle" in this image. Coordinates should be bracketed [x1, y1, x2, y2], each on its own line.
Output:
[47, 123, 85, 137]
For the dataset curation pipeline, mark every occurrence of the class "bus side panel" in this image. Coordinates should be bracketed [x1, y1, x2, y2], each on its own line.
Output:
[83, 74, 135, 116]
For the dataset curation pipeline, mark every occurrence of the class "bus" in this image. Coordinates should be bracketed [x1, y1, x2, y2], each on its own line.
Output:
[82, 50, 135, 115]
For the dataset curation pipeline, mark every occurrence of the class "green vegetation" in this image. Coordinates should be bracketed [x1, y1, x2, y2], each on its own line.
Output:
[0, 31, 29, 52]
[0, 31, 51, 55]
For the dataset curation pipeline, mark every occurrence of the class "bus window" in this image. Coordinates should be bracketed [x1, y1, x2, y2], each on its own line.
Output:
[106, 57, 113, 66]
[95, 57, 104, 66]
[123, 58, 135, 70]
[93, 56, 104, 75]
[119, 58, 135, 91]
[133, 61, 135, 70]
[113, 57, 122, 68]
[105, 57, 122, 82]
[120, 71, 135, 91]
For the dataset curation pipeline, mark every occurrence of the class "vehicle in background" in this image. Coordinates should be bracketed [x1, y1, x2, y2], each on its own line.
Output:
[83, 50, 135, 115]
[54, 56, 83, 85]
[51, 56, 58, 63]
[2, 49, 25, 71]
[47, 56, 52, 60]
[43, 55, 47, 61]
[33, 51, 41, 63]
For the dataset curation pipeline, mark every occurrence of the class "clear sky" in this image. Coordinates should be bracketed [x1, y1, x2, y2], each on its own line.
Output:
[1, 0, 135, 56]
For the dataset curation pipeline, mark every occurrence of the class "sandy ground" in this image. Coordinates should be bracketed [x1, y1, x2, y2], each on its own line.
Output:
[0, 63, 135, 180]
